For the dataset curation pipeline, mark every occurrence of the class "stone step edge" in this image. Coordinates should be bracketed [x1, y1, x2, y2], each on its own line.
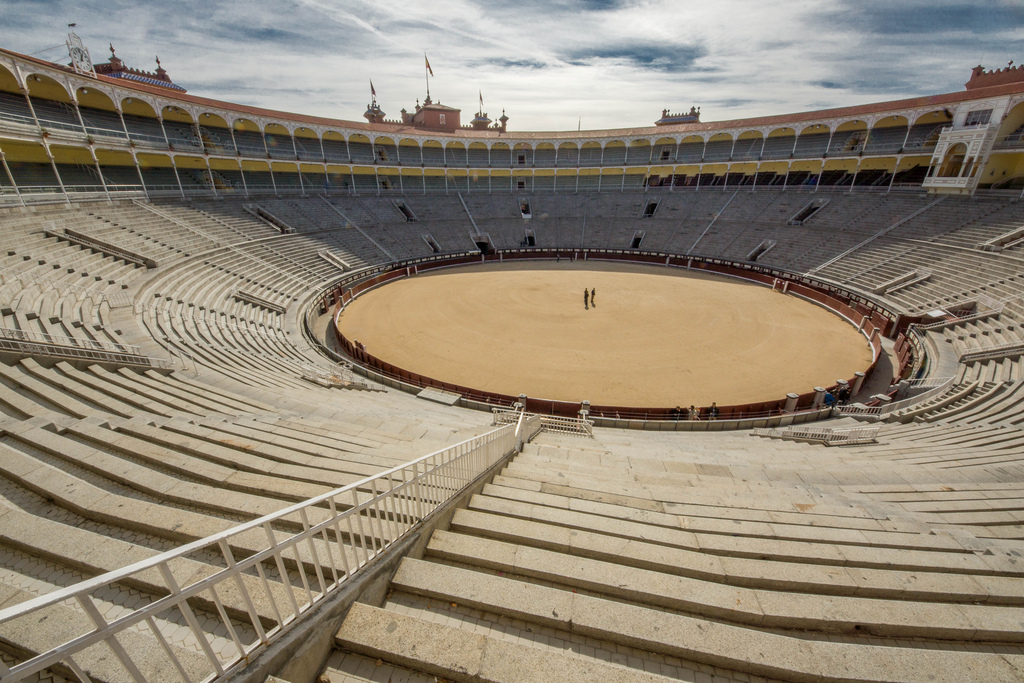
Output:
[386, 558, 1024, 683]
[335, 602, 676, 683]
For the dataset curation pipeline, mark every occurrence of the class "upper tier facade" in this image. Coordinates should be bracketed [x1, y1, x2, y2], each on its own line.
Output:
[2, 46, 1024, 202]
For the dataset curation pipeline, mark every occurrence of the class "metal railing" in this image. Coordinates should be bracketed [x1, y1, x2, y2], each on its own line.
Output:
[300, 364, 374, 391]
[0, 422, 524, 683]
[960, 340, 1024, 363]
[0, 326, 141, 356]
[0, 326, 174, 369]
[913, 306, 1003, 331]
[537, 413, 595, 437]
[753, 425, 880, 445]
[840, 376, 958, 418]
[493, 407, 594, 437]
[899, 375, 955, 390]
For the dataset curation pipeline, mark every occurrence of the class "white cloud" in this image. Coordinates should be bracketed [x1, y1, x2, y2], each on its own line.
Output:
[1, 0, 1012, 131]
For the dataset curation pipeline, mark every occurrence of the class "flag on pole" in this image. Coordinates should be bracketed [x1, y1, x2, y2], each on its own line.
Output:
[370, 80, 376, 97]
[425, 54, 433, 76]
[479, 90, 483, 110]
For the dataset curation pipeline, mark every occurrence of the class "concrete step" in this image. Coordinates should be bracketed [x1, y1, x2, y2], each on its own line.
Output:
[0, 503, 292, 630]
[370, 558, 1024, 683]
[464, 492, 1011, 576]
[424, 530, 1024, 640]
[68, 419, 333, 503]
[0, 577, 212, 683]
[335, 602, 677, 683]
[54, 361, 177, 417]
[443, 511, 1024, 605]
[0, 439, 358, 576]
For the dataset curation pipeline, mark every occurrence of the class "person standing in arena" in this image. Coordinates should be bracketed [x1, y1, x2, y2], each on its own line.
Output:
[584, 288, 589, 309]
[591, 288, 596, 306]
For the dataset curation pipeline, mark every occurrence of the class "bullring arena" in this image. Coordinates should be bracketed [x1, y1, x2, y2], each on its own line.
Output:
[2, 34, 1024, 683]
[337, 262, 873, 406]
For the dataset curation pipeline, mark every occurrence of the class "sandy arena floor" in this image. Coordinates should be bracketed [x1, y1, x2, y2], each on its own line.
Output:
[336, 262, 873, 407]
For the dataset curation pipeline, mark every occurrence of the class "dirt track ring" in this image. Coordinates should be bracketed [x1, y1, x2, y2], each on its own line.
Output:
[336, 261, 873, 408]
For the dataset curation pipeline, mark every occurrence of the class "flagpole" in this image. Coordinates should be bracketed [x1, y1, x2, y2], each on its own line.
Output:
[425, 53, 430, 100]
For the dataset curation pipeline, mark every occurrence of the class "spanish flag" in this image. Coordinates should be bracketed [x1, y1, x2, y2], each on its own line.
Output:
[425, 54, 433, 76]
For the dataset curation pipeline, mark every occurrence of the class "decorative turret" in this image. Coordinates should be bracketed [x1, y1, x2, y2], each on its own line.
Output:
[93, 45, 186, 92]
[470, 112, 492, 129]
[107, 44, 123, 71]
[498, 109, 508, 133]
[154, 56, 168, 81]
[655, 106, 700, 126]
[966, 61, 1024, 90]
[364, 102, 386, 124]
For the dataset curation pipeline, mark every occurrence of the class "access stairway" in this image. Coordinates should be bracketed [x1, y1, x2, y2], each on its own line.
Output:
[322, 431, 1024, 683]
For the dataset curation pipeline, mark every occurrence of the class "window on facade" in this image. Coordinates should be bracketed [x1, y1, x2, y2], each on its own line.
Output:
[439, 114, 446, 125]
[964, 109, 992, 126]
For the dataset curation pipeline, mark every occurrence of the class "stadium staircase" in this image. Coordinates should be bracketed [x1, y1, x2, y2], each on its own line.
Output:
[323, 428, 1024, 683]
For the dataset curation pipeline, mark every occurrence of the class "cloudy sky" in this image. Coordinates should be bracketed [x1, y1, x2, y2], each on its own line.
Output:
[4, 0, 1021, 131]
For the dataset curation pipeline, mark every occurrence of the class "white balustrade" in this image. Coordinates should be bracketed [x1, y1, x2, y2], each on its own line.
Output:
[0, 422, 525, 683]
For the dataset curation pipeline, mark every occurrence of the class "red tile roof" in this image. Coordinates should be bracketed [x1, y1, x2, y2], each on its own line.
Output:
[5, 46, 1024, 141]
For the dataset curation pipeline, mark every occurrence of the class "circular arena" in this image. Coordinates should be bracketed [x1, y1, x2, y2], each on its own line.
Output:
[337, 261, 873, 407]
[2, 34, 1024, 683]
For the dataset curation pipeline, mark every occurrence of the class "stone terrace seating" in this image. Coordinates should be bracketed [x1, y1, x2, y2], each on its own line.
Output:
[326, 427, 1024, 682]
[0, 205, 149, 346]
[6, 191, 1024, 682]
[0, 351, 493, 683]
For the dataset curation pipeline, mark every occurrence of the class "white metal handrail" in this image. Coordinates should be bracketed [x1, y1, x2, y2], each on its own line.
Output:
[840, 376, 958, 417]
[0, 336, 174, 369]
[493, 407, 594, 437]
[0, 422, 520, 683]
[913, 302, 1004, 331]
[539, 414, 595, 437]
[0, 325, 140, 355]
[753, 425, 880, 445]
[900, 375, 955, 389]
[960, 340, 1024, 363]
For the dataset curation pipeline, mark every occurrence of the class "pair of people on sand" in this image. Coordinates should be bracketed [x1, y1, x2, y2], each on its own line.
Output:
[583, 287, 596, 309]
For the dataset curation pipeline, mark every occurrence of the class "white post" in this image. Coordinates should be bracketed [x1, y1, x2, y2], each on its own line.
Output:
[812, 386, 827, 408]
[852, 371, 866, 395]
[784, 393, 799, 413]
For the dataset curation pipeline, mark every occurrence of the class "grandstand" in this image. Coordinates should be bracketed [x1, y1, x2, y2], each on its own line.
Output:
[1, 36, 1024, 683]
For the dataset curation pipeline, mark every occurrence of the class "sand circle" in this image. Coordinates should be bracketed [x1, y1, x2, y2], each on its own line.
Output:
[336, 262, 872, 407]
